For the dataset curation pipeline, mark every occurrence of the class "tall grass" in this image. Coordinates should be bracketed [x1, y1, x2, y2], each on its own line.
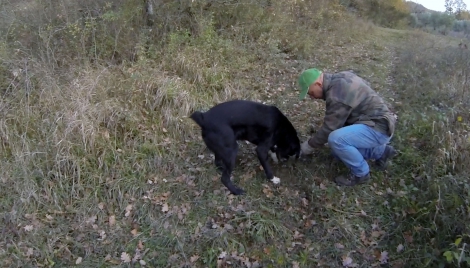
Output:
[4, 0, 468, 267]
[0, 0, 376, 266]
[385, 30, 470, 267]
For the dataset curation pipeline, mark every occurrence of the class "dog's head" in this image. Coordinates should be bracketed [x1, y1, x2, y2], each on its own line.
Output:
[272, 115, 301, 162]
[274, 136, 301, 162]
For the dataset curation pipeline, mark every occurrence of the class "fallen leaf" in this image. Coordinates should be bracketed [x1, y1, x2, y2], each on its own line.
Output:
[218, 251, 227, 259]
[293, 230, 304, 239]
[292, 261, 300, 268]
[98, 203, 105, 210]
[99, 230, 106, 240]
[397, 244, 404, 253]
[131, 229, 138, 236]
[224, 223, 234, 230]
[162, 203, 169, 212]
[132, 249, 142, 262]
[392, 261, 405, 268]
[102, 130, 110, 139]
[24, 225, 34, 232]
[342, 256, 353, 267]
[125, 211, 131, 217]
[121, 252, 131, 263]
[379, 251, 389, 264]
[335, 243, 345, 249]
[190, 255, 200, 263]
[45, 214, 53, 220]
[86, 216, 97, 224]
[109, 215, 116, 226]
[262, 187, 273, 198]
[301, 198, 309, 207]
[139, 260, 146, 266]
[76, 257, 83, 264]
[404, 231, 413, 243]
[138, 240, 144, 250]
[371, 231, 382, 238]
[26, 248, 33, 257]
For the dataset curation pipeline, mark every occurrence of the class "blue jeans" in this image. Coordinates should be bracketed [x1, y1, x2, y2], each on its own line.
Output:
[328, 124, 391, 177]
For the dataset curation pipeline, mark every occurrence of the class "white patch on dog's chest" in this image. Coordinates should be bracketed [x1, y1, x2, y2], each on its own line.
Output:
[269, 151, 279, 163]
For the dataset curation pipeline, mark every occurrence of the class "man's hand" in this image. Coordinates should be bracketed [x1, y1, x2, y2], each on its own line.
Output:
[300, 140, 315, 157]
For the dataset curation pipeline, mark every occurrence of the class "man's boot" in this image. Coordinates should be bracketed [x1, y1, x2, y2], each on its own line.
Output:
[334, 173, 371, 186]
[375, 145, 398, 170]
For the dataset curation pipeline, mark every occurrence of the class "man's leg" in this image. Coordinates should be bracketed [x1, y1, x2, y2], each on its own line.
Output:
[332, 144, 396, 169]
[328, 124, 391, 185]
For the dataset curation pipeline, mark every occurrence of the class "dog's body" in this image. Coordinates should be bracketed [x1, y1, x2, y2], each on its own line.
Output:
[190, 100, 301, 195]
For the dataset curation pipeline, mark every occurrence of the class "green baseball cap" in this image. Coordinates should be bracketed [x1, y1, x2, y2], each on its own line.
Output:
[298, 68, 322, 100]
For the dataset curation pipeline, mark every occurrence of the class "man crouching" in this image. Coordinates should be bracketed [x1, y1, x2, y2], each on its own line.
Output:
[298, 68, 398, 186]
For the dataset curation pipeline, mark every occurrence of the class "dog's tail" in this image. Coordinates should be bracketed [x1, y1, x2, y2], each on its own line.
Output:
[190, 111, 205, 128]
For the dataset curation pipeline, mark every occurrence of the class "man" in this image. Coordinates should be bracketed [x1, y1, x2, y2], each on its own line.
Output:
[298, 68, 397, 186]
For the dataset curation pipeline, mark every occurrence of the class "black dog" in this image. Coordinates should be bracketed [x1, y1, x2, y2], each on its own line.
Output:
[190, 100, 301, 195]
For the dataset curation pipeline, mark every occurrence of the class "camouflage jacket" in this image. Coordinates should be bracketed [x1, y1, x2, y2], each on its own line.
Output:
[308, 71, 396, 148]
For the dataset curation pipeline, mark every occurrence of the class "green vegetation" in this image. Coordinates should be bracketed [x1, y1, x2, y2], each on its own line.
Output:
[0, 0, 469, 267]
[408, 0, 470, 36]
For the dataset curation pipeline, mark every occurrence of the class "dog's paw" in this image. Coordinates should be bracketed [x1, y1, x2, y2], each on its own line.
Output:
[271, 176, 281, 185]
[230, 188, 245, 195]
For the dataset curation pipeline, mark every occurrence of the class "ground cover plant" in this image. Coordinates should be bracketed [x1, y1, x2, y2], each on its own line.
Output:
[0, 0, 469, 267]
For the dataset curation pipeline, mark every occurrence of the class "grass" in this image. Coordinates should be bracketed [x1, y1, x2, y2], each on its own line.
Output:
[1, 1, 470, 267]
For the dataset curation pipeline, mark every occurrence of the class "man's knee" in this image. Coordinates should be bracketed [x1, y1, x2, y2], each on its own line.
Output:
[328, 129, 343, 147]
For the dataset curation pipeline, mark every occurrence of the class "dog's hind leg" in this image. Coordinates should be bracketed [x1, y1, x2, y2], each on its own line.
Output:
[220, 143, 245, 195]
[214, 154, 224, 173]
[203, 130, 244, 195]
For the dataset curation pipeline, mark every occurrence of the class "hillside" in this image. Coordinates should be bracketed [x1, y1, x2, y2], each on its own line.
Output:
[406, 1, 435, 13]
[0, 1, 469, 267]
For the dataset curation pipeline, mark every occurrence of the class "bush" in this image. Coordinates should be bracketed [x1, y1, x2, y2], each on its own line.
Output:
[390, 31, 470, 266]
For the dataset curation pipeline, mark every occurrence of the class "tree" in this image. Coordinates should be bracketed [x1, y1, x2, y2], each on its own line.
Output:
[445, 0, 454, 13]
[430, 12, 441, 30]
[458, 10, 470, 20]
[445, 0, 467, 19]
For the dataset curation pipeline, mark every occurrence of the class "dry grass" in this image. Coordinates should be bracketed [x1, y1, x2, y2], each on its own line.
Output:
[0, 0, 470, 267]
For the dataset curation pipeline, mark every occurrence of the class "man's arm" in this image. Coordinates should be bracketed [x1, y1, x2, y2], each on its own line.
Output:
[308, 101, 352, 148]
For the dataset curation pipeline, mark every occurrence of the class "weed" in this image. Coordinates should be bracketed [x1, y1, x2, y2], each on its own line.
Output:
[0, 1, 469, 267]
